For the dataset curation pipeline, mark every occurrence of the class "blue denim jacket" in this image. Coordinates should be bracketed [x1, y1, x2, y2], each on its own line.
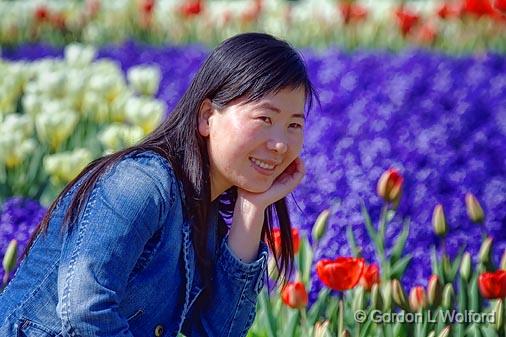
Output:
[0, 150, 269, 337]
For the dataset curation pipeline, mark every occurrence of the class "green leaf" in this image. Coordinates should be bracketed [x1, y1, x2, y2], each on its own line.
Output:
[360, 199, 379, 246]
[359, 315, 374, 337]
[450, 246, 467, 281]
[431, 246, 443, 282]
[389, 254, 412, 280]
[468, 272, 480, 313]
[390, 218, 410, 266]
[258, 289, 277, 337]
[308, 288, 331, 325]
[281, 309, 300, 337]
[297, 233, 313, 287]
[346, 225, 360, 257]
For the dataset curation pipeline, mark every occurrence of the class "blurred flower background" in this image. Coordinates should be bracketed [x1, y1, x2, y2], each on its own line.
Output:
[0, 0, 505, 336]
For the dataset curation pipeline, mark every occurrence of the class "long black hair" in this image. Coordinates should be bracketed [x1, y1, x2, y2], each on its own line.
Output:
[22, 32, 318, 289]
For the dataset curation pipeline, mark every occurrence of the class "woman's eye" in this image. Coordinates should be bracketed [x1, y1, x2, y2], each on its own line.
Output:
[290, 123, 303, 129]
[258, 116, 272, 124]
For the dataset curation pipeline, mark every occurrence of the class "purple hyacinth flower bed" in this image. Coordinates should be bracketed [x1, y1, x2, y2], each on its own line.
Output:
[0, 198, 46, 283]
[1, 43, 505, 303]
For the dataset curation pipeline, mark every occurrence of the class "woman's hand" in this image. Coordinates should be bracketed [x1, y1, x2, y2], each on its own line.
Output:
[237, 157, 306, 211]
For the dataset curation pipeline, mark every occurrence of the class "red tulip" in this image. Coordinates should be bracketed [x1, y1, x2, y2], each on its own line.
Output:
[34, 5, 49, 23]
[316, 257, 365, 291]
[339, 3, 368, 24]
[180, 0, 203, 18]
[415, 21, 438, 45]
[437, 3, 462, 19]
[358, 263, 380, 291]
[409, 286, 428, 311]
[462, 0, 497, 17]
[272, 227, 300, 256]
[495, 0, 506, 12]
[478, 270, 506, 299]
[49, 12, 66, 30]
[377, 168, 404, 204]
[240, 0, 262, 24]
[140, 0, 155, 15]
[281, 281, 308, 309]
[394, 7, 420, 36]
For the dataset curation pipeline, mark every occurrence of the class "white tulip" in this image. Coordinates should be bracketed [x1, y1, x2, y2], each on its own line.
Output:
[35, 109, 79, 150]
[127, 65, 161, 97]
[99, 123, 144, 152]
[124, 97, 165, 134]
[64, 43, 97, 68]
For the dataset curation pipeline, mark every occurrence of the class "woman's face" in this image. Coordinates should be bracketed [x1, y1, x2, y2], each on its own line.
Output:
[199, 87, 306, 199]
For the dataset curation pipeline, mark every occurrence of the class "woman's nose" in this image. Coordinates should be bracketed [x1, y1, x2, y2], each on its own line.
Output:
[267, 139, 288, 154]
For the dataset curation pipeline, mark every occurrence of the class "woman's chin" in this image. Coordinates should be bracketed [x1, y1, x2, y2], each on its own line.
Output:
[239, 181, 272, 194]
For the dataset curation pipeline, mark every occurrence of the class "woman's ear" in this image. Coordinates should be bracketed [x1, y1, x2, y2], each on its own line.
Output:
[198, 99, 213, 137]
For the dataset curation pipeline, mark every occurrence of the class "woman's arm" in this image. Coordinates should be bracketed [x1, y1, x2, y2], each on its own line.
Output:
[56, 154, 174, 337]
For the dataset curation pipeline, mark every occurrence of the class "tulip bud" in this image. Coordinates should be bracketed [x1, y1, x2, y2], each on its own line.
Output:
[341, 329, 351, 337]
[409, 286, 428, 311]
[432, 204, 447, 237]
[427, 331, 435, 337]
[392, 279, 409, 311]
[427, 275, 442, 307]
[352, 286, 364, 312]
[500, 249, 506, 270]
[312, 209, 330, 243]
[465, 193, 485, 224]
[478, 236, 493, 265]
[2, 239, 18, 274]
[437, 326, 451, 337]
[313, 320, 330, 337]
[377, 168, 404, 205]
[441, 283, 454, 309]
[268, 257, 279, 280]
[460, 252, 472, 282]
[280, 281, 308, 309]
[371, 283, 384, 310]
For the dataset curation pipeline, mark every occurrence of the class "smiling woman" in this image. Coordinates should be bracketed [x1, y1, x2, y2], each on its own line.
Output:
[0, 33, 318, 337]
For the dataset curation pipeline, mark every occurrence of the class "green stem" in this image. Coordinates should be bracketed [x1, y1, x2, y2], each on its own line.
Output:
[338, 297, 344, 337]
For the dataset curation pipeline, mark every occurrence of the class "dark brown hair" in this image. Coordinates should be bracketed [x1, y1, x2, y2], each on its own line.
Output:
[22, 32, 318, 289]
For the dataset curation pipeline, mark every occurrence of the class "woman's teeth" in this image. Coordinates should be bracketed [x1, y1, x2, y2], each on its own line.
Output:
[250, 157, 275, 170]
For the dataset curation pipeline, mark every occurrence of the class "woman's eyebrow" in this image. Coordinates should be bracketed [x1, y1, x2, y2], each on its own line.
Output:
[257, 102, 305, 120]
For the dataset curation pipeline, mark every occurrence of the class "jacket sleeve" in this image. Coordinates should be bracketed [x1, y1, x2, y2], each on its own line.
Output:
[56, 155, 174, 337]
[182, 230, 269, 337]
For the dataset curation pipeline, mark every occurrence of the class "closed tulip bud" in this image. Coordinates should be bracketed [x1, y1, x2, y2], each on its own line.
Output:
[2, 239, 18, 274]
[312, 209, 330, 243]
[280, 281, 308, 309]
[478, 236, 493, 265]
[313, 320, 330, 337]
[493, 299, 503, 331]
[437, 326, 451, 337]
[409, 286, 428, 311]
[432, 204, 447, 237]
[427, 275, 442, 307]
[377, 168, 404, 205]
[392, 279, 409, 311]
[500, 249, 506, 270]
[465, 193, 484, 224]
[371, 283, 383, 310]
[352, 286, 364, 312]
[460, 252, 472, 282]
[341, 329, 351, 337]
[441, 283, 454, 309]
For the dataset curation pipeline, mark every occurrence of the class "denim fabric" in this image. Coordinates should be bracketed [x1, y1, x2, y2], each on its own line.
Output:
[0, 150, 269, 337]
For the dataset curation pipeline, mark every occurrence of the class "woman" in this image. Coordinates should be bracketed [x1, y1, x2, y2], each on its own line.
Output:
[0, 32, 317, 337]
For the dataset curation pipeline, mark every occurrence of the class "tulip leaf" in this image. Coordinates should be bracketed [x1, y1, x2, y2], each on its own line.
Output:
[468, 273, 480, 313]
[360, 199, 379, 243]
[258, 289, 277, 337]
[431, 246, 442, 281]
[308, 288, 330, 325]
[389, 254, 412, 280]
[480, 326, 498, 337]
[297, 233, 313, 287]
[346, 225, 360, 257]
[389, 218, 410, 266]
[450, 246, 467, 281]
[281, 309, 299, 337]
[359, 315, 373, 337]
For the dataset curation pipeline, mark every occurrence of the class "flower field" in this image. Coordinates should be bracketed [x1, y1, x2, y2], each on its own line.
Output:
[0, 40, 505, 335]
